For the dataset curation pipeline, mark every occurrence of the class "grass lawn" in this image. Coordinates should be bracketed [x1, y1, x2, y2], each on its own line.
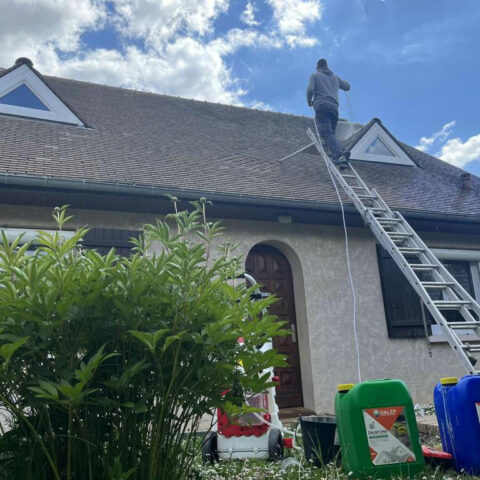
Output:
[191, 429, 479, 480]
[192, 456, 480, 480]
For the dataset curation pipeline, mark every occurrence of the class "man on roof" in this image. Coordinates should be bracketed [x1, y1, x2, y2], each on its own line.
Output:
[306, 58, 351, 168]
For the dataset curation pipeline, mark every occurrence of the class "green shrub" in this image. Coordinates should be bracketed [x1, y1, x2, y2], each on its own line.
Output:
[0, 203, 287, 480]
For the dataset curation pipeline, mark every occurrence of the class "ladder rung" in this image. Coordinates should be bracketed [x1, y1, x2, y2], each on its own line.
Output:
[358, 194, 377, 200]
[464, 346, 480, 353]
[433, 300, 471, 310]
[378, 217, 402, 224]
[388, 232, 414, 238]
[410, 263, 439, 271]
[421, 281, 455, 289]
[398, 247, 424, 254]
[448, 322, 480, 329]
[370, 208, 387, 214]
[341, 174, 356, 179]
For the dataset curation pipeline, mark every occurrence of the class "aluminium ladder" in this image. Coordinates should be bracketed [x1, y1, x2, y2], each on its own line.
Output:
[306, 128, 480, 375]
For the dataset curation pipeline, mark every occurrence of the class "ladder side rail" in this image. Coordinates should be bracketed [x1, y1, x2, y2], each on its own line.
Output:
[347, 162, 371, 192]
[306, 129, 381, 218]
[370, 191, 480, 325]
[408, 247, 480, 331]
[365, 208, 477, 374]
[306, 127, 479, 373]
[396, 212, 480, 317]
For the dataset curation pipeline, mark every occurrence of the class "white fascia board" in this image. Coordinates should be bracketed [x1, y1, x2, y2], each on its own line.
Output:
[0, 64, 83, 126]
[350, 122, 414, 166]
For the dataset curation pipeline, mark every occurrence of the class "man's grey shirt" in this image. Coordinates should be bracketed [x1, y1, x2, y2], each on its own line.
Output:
[306, 67, 350, 116]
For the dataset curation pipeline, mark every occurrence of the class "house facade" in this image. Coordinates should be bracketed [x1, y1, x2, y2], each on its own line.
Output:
[1, 57, 480, 413]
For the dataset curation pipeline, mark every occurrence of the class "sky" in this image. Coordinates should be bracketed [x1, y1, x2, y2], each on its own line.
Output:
[1, 0, 479, 176]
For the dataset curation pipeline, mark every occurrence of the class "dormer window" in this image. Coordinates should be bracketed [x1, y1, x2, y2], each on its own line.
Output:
[0, 58, 84, 126]
[0, 84, 50, 111]
[365, 137, 396, 157]
[350, 121, 414, 166]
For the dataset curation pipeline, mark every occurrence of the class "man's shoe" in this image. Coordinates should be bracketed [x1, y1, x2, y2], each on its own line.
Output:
[333, 154, 349, 169]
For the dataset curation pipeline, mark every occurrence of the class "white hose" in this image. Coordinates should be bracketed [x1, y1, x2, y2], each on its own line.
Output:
[251, 412, 303, 451]
[311, 108, 362, 383]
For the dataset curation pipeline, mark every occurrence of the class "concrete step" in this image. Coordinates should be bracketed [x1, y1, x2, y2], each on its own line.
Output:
[416, 414, 439, 435]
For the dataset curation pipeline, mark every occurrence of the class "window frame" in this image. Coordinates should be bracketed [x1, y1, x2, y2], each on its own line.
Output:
[0, 64, 84, 125]
[1, 228, 75, 244]
[377, 246, 480, 340]
[0, 83, 50, 111]
[429, 248, 480, 342]
[350, 122, 415, 166]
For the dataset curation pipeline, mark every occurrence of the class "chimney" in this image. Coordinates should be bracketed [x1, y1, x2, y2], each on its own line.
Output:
[461, 173, 471, 191]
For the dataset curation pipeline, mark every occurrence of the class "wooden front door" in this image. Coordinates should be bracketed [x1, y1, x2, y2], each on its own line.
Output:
[246, 245, 303, 408]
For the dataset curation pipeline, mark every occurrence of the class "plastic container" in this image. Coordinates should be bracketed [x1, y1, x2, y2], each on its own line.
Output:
[335, 379, 424, 478]
[299, 415, 339, 467]
[421, 446, 454, 470]
[434, 375, 480, 475]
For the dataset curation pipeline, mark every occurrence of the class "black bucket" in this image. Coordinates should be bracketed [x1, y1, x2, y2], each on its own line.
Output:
[299, 415, 339, 467]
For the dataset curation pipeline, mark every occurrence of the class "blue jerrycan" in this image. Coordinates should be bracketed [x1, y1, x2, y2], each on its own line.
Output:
[434, 375, 480, 475]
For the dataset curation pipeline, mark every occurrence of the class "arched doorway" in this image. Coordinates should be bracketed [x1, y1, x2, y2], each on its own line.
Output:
[246, 244, 303, 408]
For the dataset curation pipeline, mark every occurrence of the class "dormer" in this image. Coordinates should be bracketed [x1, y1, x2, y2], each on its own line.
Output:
[349, 120, 414, 166]
[0, 58, 83, 126]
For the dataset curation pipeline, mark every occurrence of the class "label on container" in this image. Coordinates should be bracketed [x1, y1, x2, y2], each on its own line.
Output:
[363, 406, 416, 465]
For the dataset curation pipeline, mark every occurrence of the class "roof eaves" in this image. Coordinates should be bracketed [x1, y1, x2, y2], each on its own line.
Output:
[2, 172, 480, 224]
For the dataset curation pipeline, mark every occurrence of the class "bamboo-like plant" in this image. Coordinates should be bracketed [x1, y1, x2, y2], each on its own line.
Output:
[0, 202, 288, 480]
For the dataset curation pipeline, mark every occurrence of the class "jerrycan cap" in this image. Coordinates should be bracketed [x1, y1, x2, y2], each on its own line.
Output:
[337, 383, 355, 393]
[440, 377, 458, 386]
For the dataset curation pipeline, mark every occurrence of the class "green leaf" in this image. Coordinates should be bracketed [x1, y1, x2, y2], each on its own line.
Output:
[0, 336, 29, 367]
[129, 328, 170, 354]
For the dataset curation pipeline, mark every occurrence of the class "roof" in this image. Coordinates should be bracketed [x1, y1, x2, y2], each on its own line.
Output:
[0, 62, 479, 221]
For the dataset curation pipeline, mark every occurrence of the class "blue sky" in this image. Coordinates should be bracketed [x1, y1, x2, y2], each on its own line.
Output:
[1, 0, 479, 175]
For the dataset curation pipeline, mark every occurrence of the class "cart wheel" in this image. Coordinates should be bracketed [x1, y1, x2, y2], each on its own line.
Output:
[268, 428, 284, 461]
[201, 432, 219, 464]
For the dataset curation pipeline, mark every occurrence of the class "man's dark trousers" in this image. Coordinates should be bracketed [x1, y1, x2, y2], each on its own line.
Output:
[314, 108, 343, 159]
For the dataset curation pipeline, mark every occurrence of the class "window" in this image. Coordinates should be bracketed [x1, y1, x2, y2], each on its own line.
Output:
[377, 246, 480, 339]
[0, 228, 75, 254]
[0, 62, 83, 125]
[82, 228, 139, 257]
[350, 122, 415, 166]
[0, 84, 49, 111]
[0, 228, 138, 258]
[365, 137, 395, 156]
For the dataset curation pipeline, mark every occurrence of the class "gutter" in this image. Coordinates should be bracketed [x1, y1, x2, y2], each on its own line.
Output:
[1, 173, 480, 225]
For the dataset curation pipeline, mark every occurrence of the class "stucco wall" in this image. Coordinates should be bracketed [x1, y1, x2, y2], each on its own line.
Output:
[1, 203, 479, 414]
[217, 219, 476, 414]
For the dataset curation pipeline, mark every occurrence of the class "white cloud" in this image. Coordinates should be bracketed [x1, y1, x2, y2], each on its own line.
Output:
[241, 1, 260, 27]
[0, 0, 105, 66]
[438, 134, 480, 168]
[49, 41, 245, 104]
[0, 0, 324, 105]
[112, 0, 229, 48]
[416, 121, 456, 152]
[266, 0, 323, 47]
[248, 100, 274, 111]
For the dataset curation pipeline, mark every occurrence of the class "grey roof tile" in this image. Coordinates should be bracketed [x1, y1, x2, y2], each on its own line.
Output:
[0, 69, 479, 219]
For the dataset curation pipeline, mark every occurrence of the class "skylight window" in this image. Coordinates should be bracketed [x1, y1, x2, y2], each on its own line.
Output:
[0, 84, 50, 111]
[365, 137, 395, 157]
